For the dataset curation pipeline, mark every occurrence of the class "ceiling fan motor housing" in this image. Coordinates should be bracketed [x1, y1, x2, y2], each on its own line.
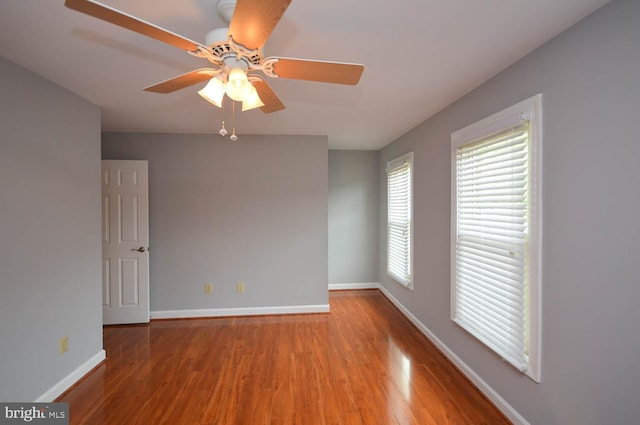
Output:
[205, 27, 263, 70]
[205, 27, 230, 49]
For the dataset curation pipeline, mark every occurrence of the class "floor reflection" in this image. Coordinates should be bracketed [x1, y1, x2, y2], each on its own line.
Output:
[386, 336, 414, 424]
[388, 336, 412, 402]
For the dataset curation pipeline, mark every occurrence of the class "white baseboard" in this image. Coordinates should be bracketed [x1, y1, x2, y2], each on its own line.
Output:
[36, 349, 106, 402]
[151, 304, 330, 319]
[377, 285, 530, 425]
[329, 282, 381, 290]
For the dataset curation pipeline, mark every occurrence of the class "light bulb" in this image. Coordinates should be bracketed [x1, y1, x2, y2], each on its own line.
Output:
[218, 121, 228, 136]
[230, 129, 238, 141]
[225, 68, 252, 102]
[198, 77, 225, 108]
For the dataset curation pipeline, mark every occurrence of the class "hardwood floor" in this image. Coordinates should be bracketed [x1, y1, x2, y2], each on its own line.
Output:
[58, 290, 510, 424]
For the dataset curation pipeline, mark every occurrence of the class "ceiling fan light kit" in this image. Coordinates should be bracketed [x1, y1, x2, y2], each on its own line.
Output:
[241, 86, 265, 111]
[197, 77, 225, 108]
[225, 67, 252, 101]
[64, 0, 365, 139]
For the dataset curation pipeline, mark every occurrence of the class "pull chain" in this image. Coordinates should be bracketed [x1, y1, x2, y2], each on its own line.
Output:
[218, 98, 228, 136]
[230, 100, 238, 141]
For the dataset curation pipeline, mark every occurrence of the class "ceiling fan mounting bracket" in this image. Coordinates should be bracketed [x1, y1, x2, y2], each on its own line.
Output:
[227, 35, 263, 65]
[188, 45, 223, 67]
[259, 58, 280, 78]
[198, 30, 264, 72]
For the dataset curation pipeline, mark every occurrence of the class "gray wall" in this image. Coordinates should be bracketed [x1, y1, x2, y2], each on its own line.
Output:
[378, 0, 640, 423]
[0, 58, 103, 401]
[328, 150, 379, 285]
[102, 133, 329, 311]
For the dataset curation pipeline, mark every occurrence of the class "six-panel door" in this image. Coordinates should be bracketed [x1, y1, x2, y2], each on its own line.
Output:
[102, 160, 150, 324]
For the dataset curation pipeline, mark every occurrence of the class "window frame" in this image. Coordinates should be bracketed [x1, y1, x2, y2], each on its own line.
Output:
[386, 152, 414, 290]
[450, 95, 542, 382]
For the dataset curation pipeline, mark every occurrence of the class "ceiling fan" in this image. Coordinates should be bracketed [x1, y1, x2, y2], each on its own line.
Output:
[64, 0, 365, 116]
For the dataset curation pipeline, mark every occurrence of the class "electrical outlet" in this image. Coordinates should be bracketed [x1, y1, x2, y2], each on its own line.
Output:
[236, 281, 245, 293]
[60, 337, 69, 354]
[205, 283, 213, 294]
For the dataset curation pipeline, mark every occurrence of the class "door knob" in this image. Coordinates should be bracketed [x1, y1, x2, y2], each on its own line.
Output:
[131, 247, 146, 252]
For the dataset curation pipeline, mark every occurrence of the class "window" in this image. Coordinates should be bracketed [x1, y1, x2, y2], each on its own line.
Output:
[387, 152, 413, 289]
[451, 95, 541, 382]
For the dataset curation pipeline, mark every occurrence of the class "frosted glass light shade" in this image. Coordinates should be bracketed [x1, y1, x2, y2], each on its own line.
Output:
[198, 78, 225, 108]
[225, 68, 252, 102]
[241, 86, 265, 111]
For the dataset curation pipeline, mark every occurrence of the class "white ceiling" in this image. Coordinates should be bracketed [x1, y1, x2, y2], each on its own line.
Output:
[1, 0, 610, 149]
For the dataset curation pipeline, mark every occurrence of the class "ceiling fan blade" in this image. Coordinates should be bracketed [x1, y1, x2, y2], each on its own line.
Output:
[250, 76, 286, 113]
[228, 0, 292, 51]
[144, 69, 218, 94]
[267, 57, 364, 85]
[65, 0, 205, 52]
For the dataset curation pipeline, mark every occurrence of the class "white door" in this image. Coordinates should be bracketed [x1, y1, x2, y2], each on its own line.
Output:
[102, 160, 150, 324]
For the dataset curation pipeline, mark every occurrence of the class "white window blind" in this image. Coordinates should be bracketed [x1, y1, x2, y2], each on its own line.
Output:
[387, 152, 413, 288]
[451, 94, 541, 381]
[454, 123, 530, 370]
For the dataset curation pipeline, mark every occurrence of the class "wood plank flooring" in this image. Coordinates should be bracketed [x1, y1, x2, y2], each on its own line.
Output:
[58, 290, 510, 424]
